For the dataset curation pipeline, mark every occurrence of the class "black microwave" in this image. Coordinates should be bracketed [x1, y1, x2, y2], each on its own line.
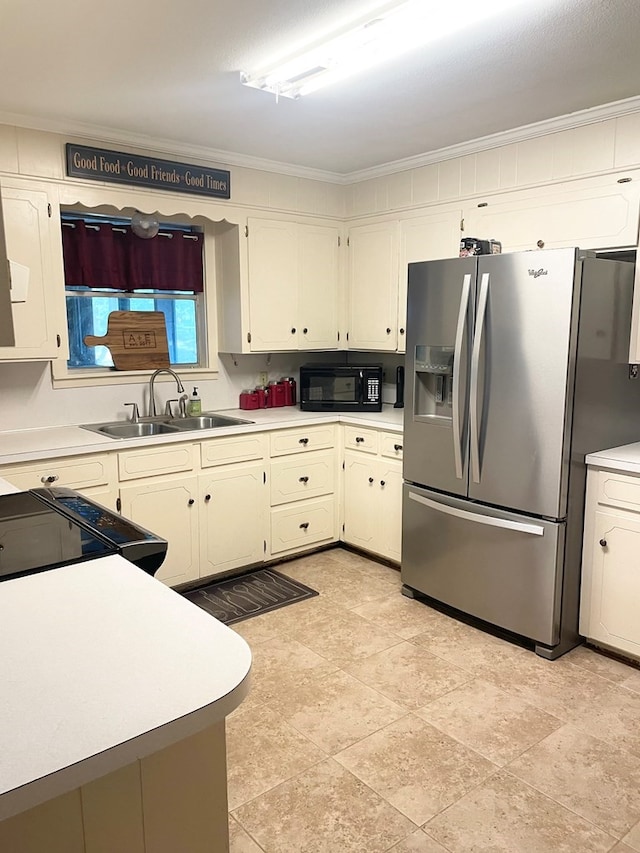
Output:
[299, 364, 383, 412]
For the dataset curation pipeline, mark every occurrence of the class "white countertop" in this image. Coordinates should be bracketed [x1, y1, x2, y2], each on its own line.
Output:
[586, 442, 640, 474]
[0, 554, 251, 821]
[0, 406, 404, 466]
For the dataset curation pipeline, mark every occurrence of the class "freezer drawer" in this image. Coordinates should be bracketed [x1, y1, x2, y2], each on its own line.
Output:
[401, 484, 565, 646]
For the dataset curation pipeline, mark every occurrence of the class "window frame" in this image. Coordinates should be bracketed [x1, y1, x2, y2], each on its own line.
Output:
[51, 201, 220, 388]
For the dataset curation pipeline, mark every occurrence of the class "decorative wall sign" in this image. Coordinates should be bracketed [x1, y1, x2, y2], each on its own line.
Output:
[66, 144, 230, 199]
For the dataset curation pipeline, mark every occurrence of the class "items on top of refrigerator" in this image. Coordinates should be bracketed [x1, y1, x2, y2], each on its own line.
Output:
[459, 237, 502, 257]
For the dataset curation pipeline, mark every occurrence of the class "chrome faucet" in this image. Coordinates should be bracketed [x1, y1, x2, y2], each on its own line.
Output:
[148, 368, 185, 417]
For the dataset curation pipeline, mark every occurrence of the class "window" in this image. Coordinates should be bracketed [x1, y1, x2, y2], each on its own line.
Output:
[61, 214, 205, 370]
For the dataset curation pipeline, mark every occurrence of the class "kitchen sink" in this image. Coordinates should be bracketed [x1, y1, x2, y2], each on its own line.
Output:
[171, 414, 252, 430]
[80, 412, 254, 439]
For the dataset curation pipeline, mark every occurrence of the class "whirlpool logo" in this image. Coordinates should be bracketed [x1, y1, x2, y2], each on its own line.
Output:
[528, 268, 548, 278]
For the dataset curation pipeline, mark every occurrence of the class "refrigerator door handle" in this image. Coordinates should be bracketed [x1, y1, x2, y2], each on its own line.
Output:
[452, 273, 472, 479]
[408, 491, 545, 536]
[470, 272, 490, 484]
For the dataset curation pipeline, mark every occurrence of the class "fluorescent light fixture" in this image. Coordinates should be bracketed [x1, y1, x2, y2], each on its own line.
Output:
[241, 0, 528, 99]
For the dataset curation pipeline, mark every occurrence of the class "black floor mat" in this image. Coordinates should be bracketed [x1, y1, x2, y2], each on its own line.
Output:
[183, 567, 318, 625]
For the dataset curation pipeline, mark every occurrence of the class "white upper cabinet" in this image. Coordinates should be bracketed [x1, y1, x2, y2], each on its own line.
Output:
[247, 218, 299, 351]
[217, 217, 340, 353]
[0, 179, 66, 361]
[347, 220, 399, 351]
[0, 181, 15, 347]
[298, 223, 339, 350]
[397, 211, 462, 353]
[463, 174, 640, 253]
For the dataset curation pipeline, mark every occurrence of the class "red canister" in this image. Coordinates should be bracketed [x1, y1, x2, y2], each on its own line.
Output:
[280, 376, 297, 406]
[255, 385, 267, 408]
[267, 380, 285, 407]
[239, 389, 259, 410]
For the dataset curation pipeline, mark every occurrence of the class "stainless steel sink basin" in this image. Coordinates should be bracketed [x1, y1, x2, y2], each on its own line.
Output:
[80, 412, 253, 439]
[172, 414, 253, 430]
[91, 422, 183, 438]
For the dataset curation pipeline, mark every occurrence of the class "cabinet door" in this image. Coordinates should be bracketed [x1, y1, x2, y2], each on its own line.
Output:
[0, 181, 14, 346]
[342, 453, 378, 550]
[463, 176, 640, 253]
[298, 223, 339, 350]
[0, 183, 63, 360]
[397, 211, 462, 353]
[247, 218, 298, 351]
[584, 510, 640, 658]
[347, 221, 399, 351]
[199, 461, 266, 578]
[377, 460, 403, 562]
[119, 476, 200, 587]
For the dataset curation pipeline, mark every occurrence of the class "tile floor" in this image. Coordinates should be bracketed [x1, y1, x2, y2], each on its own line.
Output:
[226, 546, 640, 853]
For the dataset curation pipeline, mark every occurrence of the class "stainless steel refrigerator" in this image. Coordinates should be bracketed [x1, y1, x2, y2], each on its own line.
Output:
[401, 247, 640, 659]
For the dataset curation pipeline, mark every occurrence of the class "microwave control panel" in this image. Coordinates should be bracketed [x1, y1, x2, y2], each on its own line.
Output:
[366, 376, 380, 403]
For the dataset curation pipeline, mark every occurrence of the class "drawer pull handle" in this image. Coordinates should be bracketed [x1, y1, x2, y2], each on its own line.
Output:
[380, 480, 386, 487]
[399, 328, 405, 335]
[299, 522, 310, 530]
[303, 327, 308, 334]
[386, 327, 392, 334]
[291, 327, 297, 334]
[368, 477, 374, 483]
[355, 436, 365, 443]
[599, 538, 607, 547]
[188, 498, 195, 506]
[204, 494, 211, 502]
[394, 444, 403, 452]
[299, 476, 309, 483]
[299, 437, 309, 445]
[41, 475, 59, 484]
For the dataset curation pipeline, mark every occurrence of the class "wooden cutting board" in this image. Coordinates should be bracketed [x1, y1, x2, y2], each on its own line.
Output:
[84, 310, 170, 370]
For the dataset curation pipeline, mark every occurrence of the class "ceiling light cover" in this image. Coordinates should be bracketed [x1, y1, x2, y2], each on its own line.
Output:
[241, 0, 529, 99]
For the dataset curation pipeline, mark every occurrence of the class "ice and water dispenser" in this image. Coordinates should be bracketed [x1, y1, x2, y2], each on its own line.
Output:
[413, 345, 454, 421]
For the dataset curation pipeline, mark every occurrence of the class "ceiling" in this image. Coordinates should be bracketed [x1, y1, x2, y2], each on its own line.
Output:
[1, 0, 640, 178]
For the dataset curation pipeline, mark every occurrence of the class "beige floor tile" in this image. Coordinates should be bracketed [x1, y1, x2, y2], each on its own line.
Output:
[351, 594, 449, 639]
[564, 684, 640, 758]
[232, 758, 415, 853]
[411, 615, 525, 672]
[269, 669, 407, 754]
[416, 678, 562, 765]
[284, 555, 397, 608]
[346, 641, 471, 710]
[611, 844, 638, 853]
[387, 828, 451, 852]
[621, 819, 640, 851]
[507, 724, 640, 838]
[292, 608, 403, 666]
[229, 815, 264, 853]
[425, 770, 615, 853]
[226, 704, 326, 810]
[231, 613, 282, 646]
[245, 635, 339, 707]
[335, 714, 496, 825]
[565, 645, 640, 684]
[477, 651, 611, 718]
[243, 593, 336, 638]
[623, 670, 640, 694]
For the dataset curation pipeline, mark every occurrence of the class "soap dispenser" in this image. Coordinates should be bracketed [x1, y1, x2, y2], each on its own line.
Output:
[187, 386, 202, 416]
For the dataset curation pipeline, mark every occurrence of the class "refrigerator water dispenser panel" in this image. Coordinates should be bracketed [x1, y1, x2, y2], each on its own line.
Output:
[414, 345, 454, 420]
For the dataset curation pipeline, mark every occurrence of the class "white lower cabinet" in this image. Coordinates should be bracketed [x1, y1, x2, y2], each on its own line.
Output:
[342, 426, 403, 563]
[199, 461, 267, 576]
[267, 426, 338, 558]
[581, 466, 640, 660]
[119, 475, 201, 587]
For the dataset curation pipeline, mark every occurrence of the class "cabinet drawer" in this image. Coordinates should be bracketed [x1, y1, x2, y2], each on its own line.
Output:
[270, 496, 336, 554]
[595, 469, 640, 513]
[0, 453, 116, 491]
[270, 450, 335, 506]
[379, 432, 404, 460]
[200, 433, 266, 468]
[118, 443, 195, 481]
[343, 425, 378, 454]
[270, 424, 336, 456]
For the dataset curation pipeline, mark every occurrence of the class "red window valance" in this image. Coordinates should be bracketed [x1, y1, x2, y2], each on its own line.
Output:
[61, 222, 204, 293]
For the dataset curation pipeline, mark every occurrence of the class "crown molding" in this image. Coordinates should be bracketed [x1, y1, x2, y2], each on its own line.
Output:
[0, 110, 345, 185]
[346, 95, 640, 183]
[2, 95, 640, 188]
